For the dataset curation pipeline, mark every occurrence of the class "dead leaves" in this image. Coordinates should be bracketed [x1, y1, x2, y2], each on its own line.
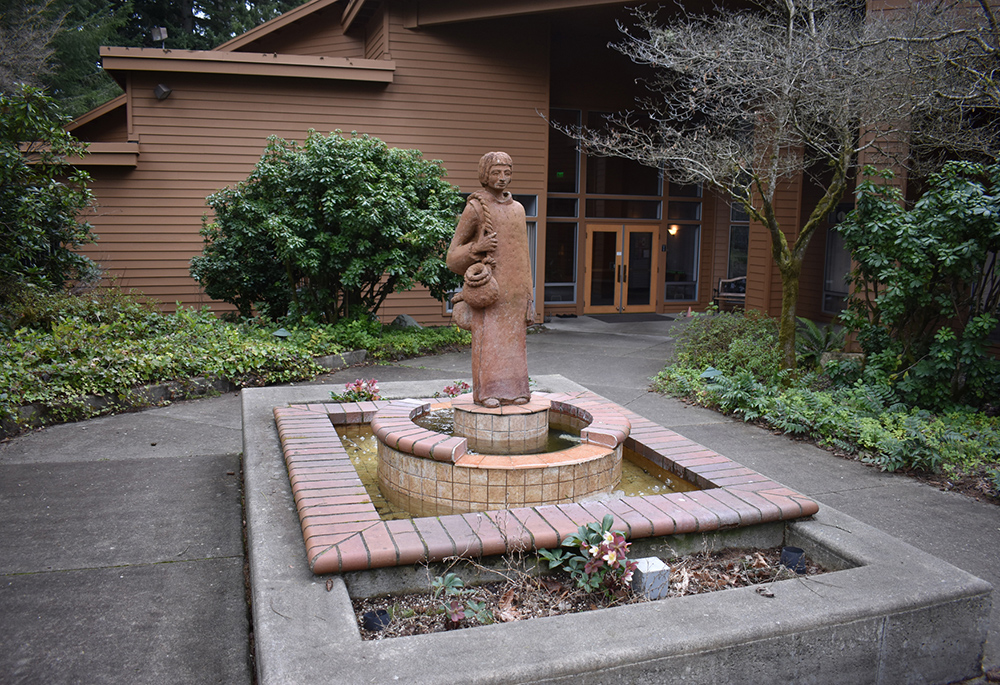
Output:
[353, 547, 822, 640]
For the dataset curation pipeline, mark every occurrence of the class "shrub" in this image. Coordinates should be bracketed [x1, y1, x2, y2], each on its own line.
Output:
[838, 162, 1000, 410]
[0, 85, 98, 301]
[1, 289, 472, 435]
[191, 131, 465, 322]
[654, 309, 999, 479]
[671, 310, 781, 383]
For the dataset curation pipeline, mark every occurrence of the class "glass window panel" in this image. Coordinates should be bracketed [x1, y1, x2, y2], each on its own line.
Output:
[585, 199, 661, 219]
[668, 182, 702, 198]
[544, 222, 577, 304]
[586, 156, 661, 195]
[667, 201, 701, 221]
[589, 229, 618, 306]
[513, 195, 537, 217]
[728, 224, 749, 279]
[664, 224, 700, 301]
[585, 113, 661, 196]
[626, 230, 654, 307]
[823, 227, 853, 313]
[547, 197, 578, 218]
[544, 285, 576, 303]
[548, 109, 580, 194]
[731, 202, 750, 222]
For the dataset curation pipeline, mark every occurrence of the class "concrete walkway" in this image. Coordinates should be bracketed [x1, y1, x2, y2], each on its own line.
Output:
[1, 314, 996, 683]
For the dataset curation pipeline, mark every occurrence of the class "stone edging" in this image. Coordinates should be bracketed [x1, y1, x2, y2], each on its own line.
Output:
[274, 390, 820, 574]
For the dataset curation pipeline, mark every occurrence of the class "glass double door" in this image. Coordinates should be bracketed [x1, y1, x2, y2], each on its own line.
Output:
[584, 224, 659, 313]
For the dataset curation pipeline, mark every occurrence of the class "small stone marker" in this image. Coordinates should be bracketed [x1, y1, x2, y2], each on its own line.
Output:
[632, 557, 672, 600]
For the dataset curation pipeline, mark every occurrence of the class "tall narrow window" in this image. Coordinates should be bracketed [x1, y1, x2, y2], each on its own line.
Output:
[664, 224, 700, 301]
[728, 203, 749, 279]
[823, 227, 852, 314]
[548, 109, 580, 194]
[664, 186, 702, 301]
[544, 222, 578, 303]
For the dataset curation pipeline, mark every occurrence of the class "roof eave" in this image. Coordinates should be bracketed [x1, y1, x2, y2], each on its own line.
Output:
[99, 47, 395, 83]
[214, 0, 344, 52]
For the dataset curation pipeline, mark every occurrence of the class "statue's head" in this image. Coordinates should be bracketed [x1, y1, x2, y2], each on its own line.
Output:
[478, 151, 513, 187]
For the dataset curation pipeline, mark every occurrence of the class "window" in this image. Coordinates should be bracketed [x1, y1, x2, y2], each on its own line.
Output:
[585, 113, 661, 196]
[544, 222, 578, 303]
[664, 224, 700, 301]
[728, 203, 749, 279]
[664, 187, 702, 301]
[585, 198, 660, 219]
[548, 109, 580, 194]
[823, 228, 852, 314]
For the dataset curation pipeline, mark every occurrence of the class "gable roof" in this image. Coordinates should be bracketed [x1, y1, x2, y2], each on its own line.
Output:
[214, 0, 346, 52]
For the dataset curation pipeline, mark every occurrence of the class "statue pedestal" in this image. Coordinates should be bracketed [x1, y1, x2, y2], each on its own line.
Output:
[451, 393, 549, 454]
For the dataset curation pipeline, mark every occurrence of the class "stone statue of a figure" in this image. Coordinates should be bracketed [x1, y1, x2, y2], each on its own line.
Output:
[448, 152, 534, 408]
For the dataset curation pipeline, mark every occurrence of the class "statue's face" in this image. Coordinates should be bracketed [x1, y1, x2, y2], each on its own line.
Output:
[486, 164, 512, 192]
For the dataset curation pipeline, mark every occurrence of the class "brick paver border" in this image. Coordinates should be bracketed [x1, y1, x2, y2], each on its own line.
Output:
[274, 391, 819, 574]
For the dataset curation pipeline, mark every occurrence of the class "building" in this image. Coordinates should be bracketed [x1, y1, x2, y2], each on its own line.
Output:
[68, 0, 858, 325]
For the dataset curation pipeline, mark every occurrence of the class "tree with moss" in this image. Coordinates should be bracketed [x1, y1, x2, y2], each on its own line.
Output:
[191, 131, 465, 322]
[556, 0, 949, 370]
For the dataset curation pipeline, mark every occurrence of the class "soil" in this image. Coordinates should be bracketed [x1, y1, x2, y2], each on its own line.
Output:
[352, 546, 827, 640]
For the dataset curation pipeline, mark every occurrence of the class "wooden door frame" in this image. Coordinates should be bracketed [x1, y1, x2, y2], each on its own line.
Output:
[583, 223, 660, 314]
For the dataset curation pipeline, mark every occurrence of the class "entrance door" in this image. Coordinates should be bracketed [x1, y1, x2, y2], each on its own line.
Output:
[584, 224, 659, 313]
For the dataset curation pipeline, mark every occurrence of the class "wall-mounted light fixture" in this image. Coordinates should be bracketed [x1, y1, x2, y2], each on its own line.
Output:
[154, 83, 172, 100]
[668, 224, 680, 236]
[151, 26, 167, 48]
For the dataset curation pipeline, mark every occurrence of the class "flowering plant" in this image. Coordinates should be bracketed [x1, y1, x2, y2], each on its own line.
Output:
[538, 515, 638, 596]
[435, 380, 471, 398]
[330, 378, 381, 402]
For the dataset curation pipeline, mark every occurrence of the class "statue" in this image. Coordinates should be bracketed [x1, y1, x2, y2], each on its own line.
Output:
[448, 152, 534, 408]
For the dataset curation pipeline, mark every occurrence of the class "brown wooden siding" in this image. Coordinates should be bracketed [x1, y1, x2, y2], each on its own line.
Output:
[79, 7, 549, 321]
[365, 4, 391, 60]
[744, 176, 802, 315]
[233, 5, 363, 57]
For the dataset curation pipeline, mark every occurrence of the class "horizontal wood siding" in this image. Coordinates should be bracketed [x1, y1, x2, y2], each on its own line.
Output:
[235, 5, 363, 57]
[365, 5, 390, 60]
[79, 6, 549, 321]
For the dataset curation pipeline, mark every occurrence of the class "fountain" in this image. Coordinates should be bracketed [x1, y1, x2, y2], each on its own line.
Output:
[244, 150, 990, 684]
[371, 152, 632, 517]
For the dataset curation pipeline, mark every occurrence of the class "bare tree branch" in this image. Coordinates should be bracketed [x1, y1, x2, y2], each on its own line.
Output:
[0, 0, 64, 93]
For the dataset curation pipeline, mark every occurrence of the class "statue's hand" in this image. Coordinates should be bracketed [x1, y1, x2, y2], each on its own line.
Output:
[473, 230, 498, 256]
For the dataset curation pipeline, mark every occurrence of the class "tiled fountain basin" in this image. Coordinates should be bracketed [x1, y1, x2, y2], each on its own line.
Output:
[370, 394, 626, 517]
[243, 380, 992, 684]
[273, 390, 817, 574]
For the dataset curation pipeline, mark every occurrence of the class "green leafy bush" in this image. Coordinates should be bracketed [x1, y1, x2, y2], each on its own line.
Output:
[671, 310, 781, 383]
[837, 162, 1000, 410]
[795, 317, 847, 370]
[653, 309, 999, 481]
[0, 289, 470, 435]
[191, 130, 465, 322]
[1, 85, 98, 301]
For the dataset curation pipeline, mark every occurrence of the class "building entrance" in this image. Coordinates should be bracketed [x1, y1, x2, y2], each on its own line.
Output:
[583, 224, 659, 313]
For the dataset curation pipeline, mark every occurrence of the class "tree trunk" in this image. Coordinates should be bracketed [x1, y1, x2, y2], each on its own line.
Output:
[777, 259, 802, 371]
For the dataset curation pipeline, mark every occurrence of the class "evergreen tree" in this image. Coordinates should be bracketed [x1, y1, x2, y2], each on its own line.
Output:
[41, 0, 307, 118]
